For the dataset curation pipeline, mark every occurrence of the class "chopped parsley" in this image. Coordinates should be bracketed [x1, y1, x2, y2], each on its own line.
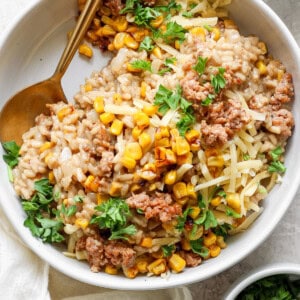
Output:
[2, 141, 20, 168]
[213, 223, 232, 239]
[225, 207, 241, 219]
[154, 84, 195, 135]
[237, 274, 300, 300]
[182, 11, 194, 18]
[158, 57, 177, 75]
[268, 146, 286, 173]
[211, 67, 226, 93]
[194, 210, 218, 230]
[90, 197, 137, 241]
[59, 203, 77, 217]
[201, 94, 215, 106]
[176, 207, 192, 232]
[190, 238, 209, 258]
[139, 36, 155, 52]
[73, 195, 84, 203]
[193, 56, 208, 76]
[243, 153, 250, 161]
[162, 244, 175, 257]
[22, 178, 65, 243]
[129, 59, 152, 72]
[155, 21, 187, 44]
[134, 4, 161, 27]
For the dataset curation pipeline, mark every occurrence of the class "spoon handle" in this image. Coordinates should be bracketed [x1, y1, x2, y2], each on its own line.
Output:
[54, 0, 102, 79]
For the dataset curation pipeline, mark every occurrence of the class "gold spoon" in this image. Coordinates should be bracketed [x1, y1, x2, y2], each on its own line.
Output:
[0, 0, 101, 145]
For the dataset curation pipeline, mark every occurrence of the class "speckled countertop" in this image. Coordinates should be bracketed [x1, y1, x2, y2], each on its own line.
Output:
[1, 1, 299, 299]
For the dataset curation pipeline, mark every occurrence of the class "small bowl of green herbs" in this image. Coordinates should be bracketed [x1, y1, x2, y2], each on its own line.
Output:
[224, 263, 300, 300]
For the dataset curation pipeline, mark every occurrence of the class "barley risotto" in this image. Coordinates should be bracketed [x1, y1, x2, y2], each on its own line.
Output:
[3, 0, 294, 278]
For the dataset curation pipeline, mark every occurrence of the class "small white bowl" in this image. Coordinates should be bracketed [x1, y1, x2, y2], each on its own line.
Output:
[224, 263, 300, 299]
[0, 0, 300, 290]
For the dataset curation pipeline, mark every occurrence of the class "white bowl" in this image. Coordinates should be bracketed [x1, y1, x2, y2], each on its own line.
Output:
[224, 263, 300, 299]
[0, 0, 300, 290]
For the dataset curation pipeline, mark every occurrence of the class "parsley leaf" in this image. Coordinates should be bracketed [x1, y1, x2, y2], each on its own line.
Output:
[211, 67, 226, 93]
[269, 146, 284, 161]
[120, 0, 138, 14]
[213, 223, 232, 239]
[2, 141, 20, 168]
[129, 59, 152, 72]
[139, 36, 155, 52]
[90, 197, 136, 241]
[73, 195, 84, 203]
[201, 94, 215, 106]
[155, 0, 182, 13]
[176, 112, 195, 136]
[193, 56, 208, 76]
[268, 161, 286, 173]
[182, 11, 194, 18]
[176, 207, 192, 232]
[158, 57, 177, 75]
[203, 24, 213, 32]
[22, 178, 64, 243]
[162, 244, 175, 257]
[190, 238, 210, 258]
[225, 207, 241, 219]
[243, 153, 250, 161]
[157, 21, 187, 44]
[194, 210, 218, 230]
[134, 4, 161, 27]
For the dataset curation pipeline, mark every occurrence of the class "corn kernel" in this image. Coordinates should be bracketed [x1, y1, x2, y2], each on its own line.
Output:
[150, 15, 164, 28]
[84, 175, 99, 192]
[97, 193, 109, 205]
[121, 156, 137, 169]
[57, 106, 73, 122]
[224, 19, 237, 29]
[110, 119, 124, 135]
[186, 183, 197, 200]
[155, 137, 170, 147]
[209, 245, 221, 258]
[207, 155, 224, 167]
[86, 30, 98, 41]
[113, 32, 127, 50]
[189, 27, 206, 41]
[151, 249, 164, 259]
[48, 171, 55, 184]
[143, 104, 157, 116]
[277, 69, 284, 81]
[125, 142, 143, 160]
[181, 238, 191, 251]
[101, 15, 114, 26]
[140, 81, 147, 98]
[203, 232, 217, 247]
[93, 96, 104, 113]
[138, 132, 152, 149]
[124, 34, 139, 50]
[185, 129, 200, 143]
[107, 43, 115, 51]
[188, 206, 201, 219]
[39, 141, 54, 153]
[44, 152, 53, 165]
[152, 47, 162, 59]
[140, 237, 153, 248]
[84, 83, 93, 92]
[133, 111, 150, 129]
[175, 136, 190, 156]
[176, 152, 193, 165]
[148, 183, 157, 191]
[155, 127, 170, 140]
[164, 170, 177, 185]
[211, 196, 222, 207]
[174, 40, 181, 50]
[123, 266, 139, 279]
[100, 6, 111, 16]
[216, 236, 227, 249]
[99, 112, 115, 125]
[78, 44, 93, 58]
[212, 27, 220, 41]
[173, 182, 188, 199]
[130, 183, 141, 193]
[226, 193, 241, 210]
[136, 260, 149, 273]
[109, 182, 122, 196]
[75, 218, 89, 230]
[114, 16, 128, 32]
[101, 25, 116, 36]
[147, 259, 166, 275]
[132, 126, 143, 140]
[105, 265, 118, 275]
[256, 60, 268, 75]
[168, 253, 186, 273]
[131, 29, 146, 42]
[258, 41, 268, 55]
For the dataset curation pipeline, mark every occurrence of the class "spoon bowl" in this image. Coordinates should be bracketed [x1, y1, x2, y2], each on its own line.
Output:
[0, 0, 101, 145]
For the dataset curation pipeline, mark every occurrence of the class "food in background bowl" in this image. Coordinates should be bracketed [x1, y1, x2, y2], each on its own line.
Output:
[1, 0, 296, 279]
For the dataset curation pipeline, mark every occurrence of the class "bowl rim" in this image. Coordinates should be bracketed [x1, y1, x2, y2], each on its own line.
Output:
[224, 262, 300, 299]
[0, 0, 300, 290]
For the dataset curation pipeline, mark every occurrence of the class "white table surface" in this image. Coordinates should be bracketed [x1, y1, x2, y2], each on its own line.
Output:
[1, 1, 299, 299]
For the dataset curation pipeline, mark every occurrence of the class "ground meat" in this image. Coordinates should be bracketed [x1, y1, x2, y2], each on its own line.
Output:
[270, 73, 294, 106]
[92, 124, 114, 154]
[97, 37, 110, 51]
[200, 99, 250, 147]
[98, 151, 114, 177]
[104, 241, 136, 268]
[126, 192, 182, 223]
[142, 0, 157, 6]
[76, 234, 136, 272]
[104, 0, 124, 15]
[248, 94, 269, 112]
[201, 122, 228, 147]
[181, 71, 212, 103]
[270, 109, 294, 138]
[179, 251, 202, 267]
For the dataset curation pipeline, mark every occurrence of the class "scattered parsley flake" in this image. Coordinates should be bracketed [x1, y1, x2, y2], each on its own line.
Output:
[129, 59, 152, 72]
[162, 244, 175, 257]
[193, 56, 208, 76]
[225, 207, 241, 219]
[270, 146, 284, 161]
[211, 67, 226, 93]
[201, 94, 215, 106]
[190, 238, 210, 258]
[139, 36, 155, 52]
[268, 161, 286, 173]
